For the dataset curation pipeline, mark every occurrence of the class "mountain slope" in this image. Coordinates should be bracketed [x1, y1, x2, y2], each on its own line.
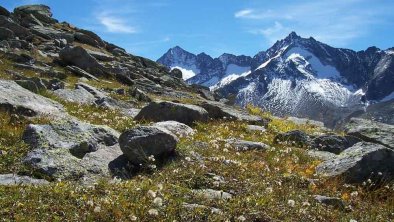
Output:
[160, 32, 394, 127]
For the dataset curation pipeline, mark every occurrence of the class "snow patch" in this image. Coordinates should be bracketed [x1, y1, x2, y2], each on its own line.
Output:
[171, 66, 199, 80]
[210, 71, 251, 90]
[285, 47, 340, 80]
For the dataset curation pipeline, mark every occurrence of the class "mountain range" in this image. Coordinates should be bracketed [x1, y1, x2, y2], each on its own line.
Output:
[157, 32, 394, 127]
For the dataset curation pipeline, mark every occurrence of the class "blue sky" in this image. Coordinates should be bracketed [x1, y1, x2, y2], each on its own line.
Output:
[3, 0, 394, 60]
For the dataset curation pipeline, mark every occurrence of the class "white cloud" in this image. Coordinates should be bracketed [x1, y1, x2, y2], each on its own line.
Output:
[97, 14, 137, 34]
[235, 0, 390, 46]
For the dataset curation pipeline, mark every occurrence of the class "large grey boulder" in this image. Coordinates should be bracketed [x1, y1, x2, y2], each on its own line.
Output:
[311, 135, 358, 154]
[14, 4, 57, 24]
[199, 101, 269, 126]
[119, 126, 178, 165]
[0, 80, 65, 118]
[0, 6, 10, 16]
[134, 101, 208, 126]
[22, 119, 124, 181]
[0, 174, 49, 185]
[75, 29, 105, 47]
[273, 130, 310, 147]
[54, 88, 96, 104]
[86, 49, 114, 62]
[316, 142, 394, 183]
[152, 121, 194, 138]
[344, 118, 394, 149]
[59, 46, 105, 77]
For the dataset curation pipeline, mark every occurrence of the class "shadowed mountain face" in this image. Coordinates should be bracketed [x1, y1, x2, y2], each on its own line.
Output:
[158, 32, 394, 128]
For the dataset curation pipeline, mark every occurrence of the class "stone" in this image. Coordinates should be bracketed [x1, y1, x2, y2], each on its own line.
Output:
[0, 27, 14, 40]
[152, 121, 195, 138]
[65, 66, 100, 81]
[76, 29, 105, 47]
[54, 88, 96, 104]
[246, 125, 266, 133]
[59, 46, 105, 77]
[15, 80, 39, 93]
[311, 135, 357, 154]
[199, 101, 269, 126]
[115, 73, 135, 85]
[86, 49, 114, 61]
[0, 174, 49, 185]
[30, 25, 73, 42]
[170, 68, 182, 79]
[316, 142, 394, 183]
[74, 32, 101, 47]
[0, 16, 30, 38]
[129, 87, 151, 102]
[274, 130, 310, 147]
[22, 119, 123, 180]
[119, 126, 178, 165]
[307, 150, 337, 161]
[0, 80, 65, 118]
[344, 118, 394, 149]
[286, 117, 325, 128]
[14, 4, 57, 24]
[135, 101, 209, 126]
[225, 139, 270, 151]
[192, 189, 232, 200]
[314, 195, 346, 210]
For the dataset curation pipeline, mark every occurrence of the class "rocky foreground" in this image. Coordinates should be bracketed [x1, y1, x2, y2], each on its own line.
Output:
[0, 4, 393, 222]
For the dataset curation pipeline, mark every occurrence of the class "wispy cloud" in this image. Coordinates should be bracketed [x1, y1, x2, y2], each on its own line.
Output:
[235, 0, 392, 46]
[97, 13, 138, 34]
[127, 37, 171, 47]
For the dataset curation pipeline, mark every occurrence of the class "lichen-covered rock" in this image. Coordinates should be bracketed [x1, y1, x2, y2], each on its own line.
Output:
[199, 101, 269, 126]
[344, 118, 394, 149]
[14, 4, 57, 24]
[0, 80, 65, 118]
[314, 195, 346, 210]
[22, 119, 123, 180]
[0, 174, 49, 185]
[135, 101, 208, 126]
[152, 121, 194, 138]
[316, 142, 394, 183]
[311, 135, 357, 154]
[119, 126, 178, 165]
[192, 189, 233, 200]
[59, 46, 105, 76]
[274, 130, 310, 147]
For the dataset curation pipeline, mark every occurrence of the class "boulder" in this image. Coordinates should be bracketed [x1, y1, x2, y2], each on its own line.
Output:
[152, 121, 195, 138]
[316, 142, 394, 183]
[225, 139, 270, 151]
[311, 135, 357, 154]
[23, 119, 124, 180]
[119, 126, 178, 165]
[246, 125, 266, 133]
[0, 174, 49, 185]
[199, 101, 269, 126]
[0, 80, 65, 118]
[76, 29, 105, 47]
[15, 80, 39, 93]
[135, 101, 208, 126]
[86, 49, 114, 62]
[344, 118, 394, 149]
[14, 4, 57, 24]
[307, 150, 337, 161]
[30, 25, 74, 42]
[59, 46, 105, 77]
[54, 88, 96, 104]
[65, 66, 99, 81]
[314, 195, 346, 210]
[129, 87, 151, 102]
[170, 68, 182, 79]
[274, 130, 310, 147]
[0, 27, 14, 40]
[0, 16, 30, 38]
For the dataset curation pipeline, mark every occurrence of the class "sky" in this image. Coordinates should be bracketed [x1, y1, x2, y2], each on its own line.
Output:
[3, 0, 394, 60]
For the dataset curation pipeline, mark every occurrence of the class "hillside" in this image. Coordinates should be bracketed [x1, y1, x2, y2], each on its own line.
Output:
[0, 4, 393, 222]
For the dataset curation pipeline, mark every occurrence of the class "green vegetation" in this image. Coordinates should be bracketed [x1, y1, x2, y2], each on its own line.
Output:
[0, 115, 392, 221]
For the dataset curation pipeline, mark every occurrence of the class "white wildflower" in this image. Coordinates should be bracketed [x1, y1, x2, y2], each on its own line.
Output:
[288, 199, 296, 207]
[153, 197, 163, 207]
[148, 208, 159, 216]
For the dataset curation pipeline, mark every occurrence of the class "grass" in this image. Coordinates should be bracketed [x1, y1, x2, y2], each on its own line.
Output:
[0, 118, 392, 221]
